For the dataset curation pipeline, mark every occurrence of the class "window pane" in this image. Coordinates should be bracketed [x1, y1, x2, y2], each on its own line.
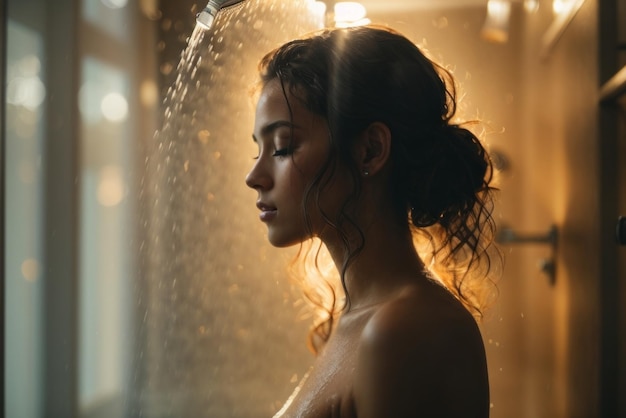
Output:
[78, 56, 134, 414]
[5, 19, 46, 418]
[82, 0, 130, 40]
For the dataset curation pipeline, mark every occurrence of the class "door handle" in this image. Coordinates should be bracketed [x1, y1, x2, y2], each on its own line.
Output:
[618, 216, 626, 246]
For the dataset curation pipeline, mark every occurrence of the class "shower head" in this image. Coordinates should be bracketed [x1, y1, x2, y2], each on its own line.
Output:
[196, 0, 247, 30]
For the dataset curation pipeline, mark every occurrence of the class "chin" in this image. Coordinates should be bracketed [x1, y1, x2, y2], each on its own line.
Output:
[267, 236, 303, 248]
[267, 229, 309, 248]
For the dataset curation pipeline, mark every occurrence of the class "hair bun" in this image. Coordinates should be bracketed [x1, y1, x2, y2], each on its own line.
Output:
[408, 124, 490, 228]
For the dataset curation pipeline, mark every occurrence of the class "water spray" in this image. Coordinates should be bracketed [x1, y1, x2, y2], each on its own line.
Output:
[196, 0, 247, 30]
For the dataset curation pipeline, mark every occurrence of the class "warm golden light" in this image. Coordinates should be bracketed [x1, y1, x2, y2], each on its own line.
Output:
[140, 80, 158, 107]
[524, 0, 539, 13]
[552, 0, 572, 14]
[481, 0, 512, 43]
[97, 165, 125, 207]
[308, 0, 326, 27]
[335, 18, 371, 28]
[334, 2, 370, 27]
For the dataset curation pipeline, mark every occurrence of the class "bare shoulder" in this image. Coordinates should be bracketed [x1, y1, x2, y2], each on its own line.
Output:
[352, 282, 490, 418]
[361, 282, 483, 351]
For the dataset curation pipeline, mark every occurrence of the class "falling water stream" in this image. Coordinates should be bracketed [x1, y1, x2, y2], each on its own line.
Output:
[134, 1, 322, 416]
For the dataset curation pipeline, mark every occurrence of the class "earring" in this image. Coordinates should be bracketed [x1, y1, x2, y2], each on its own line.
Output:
[363, 169, 370, 176]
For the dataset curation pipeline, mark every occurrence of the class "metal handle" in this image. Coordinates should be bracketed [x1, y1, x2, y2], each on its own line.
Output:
[496, 225, 558, 246]
[617, 216, 626, 245]
[496, 224, 558, 285]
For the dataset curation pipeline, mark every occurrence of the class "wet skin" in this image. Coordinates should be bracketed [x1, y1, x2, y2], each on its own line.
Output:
[272, 279, 489, 418]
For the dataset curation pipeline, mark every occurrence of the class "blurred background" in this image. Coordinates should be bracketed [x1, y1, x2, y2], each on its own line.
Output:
[2, 0, 625, 417]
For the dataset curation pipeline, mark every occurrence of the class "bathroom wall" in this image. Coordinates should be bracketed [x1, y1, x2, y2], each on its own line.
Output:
[519, 0, 611, 416]
[370, 1, 621, 417]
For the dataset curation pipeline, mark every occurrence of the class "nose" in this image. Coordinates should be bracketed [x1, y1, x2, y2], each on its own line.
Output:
[245, 159, 272, 190]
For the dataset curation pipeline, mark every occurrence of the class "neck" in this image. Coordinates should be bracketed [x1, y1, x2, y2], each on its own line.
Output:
[321, 215, 427, 312]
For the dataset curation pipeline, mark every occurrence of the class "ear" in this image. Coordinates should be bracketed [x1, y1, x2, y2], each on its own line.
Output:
[355, 122, 392, 177]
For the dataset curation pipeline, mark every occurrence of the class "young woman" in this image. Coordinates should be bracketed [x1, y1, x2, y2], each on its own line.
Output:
[245, 25, 500, 418]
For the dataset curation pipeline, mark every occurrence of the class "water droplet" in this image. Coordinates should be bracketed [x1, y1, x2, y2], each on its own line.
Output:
[433, 16, 448, 29]
[197, 129, 211, 143]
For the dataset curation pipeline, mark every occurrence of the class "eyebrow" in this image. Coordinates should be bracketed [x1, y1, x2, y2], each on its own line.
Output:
[252, 120, 297, 143]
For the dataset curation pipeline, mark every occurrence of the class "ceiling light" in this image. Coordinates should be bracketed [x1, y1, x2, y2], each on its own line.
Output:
[334, 2, 368, 26]
[481, 0, 512, 43]
[552, 0, 574, 14]
[524, 0, 539, 13]
[308, 1, 327, 27]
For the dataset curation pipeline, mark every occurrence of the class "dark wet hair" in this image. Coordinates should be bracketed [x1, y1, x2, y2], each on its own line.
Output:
[258, 25, 500, 353]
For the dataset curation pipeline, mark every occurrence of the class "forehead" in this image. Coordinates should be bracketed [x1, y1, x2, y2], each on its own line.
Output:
[254, 79, 309, 128]
[255, 79, 290, 117]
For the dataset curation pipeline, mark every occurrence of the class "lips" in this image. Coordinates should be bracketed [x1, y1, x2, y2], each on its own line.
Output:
[256, 201, 277, 222]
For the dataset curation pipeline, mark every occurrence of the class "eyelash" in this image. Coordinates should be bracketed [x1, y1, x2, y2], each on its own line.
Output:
[272, 148, 291, 157]
[252, 147, 293, 160]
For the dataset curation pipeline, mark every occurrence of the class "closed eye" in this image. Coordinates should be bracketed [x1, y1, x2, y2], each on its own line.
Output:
[272, 148, 291, 157]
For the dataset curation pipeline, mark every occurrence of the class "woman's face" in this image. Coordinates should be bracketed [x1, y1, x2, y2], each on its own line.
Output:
[246, 79, 346, 247]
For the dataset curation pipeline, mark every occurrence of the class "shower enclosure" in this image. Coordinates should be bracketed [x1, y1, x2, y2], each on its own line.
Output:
[4, 0, 625, 417]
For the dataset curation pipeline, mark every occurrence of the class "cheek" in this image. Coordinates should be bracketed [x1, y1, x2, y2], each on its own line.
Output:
[286, 154, 322, 192]
[287, 141, 335, 208]
[282, 163, 308, 194]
